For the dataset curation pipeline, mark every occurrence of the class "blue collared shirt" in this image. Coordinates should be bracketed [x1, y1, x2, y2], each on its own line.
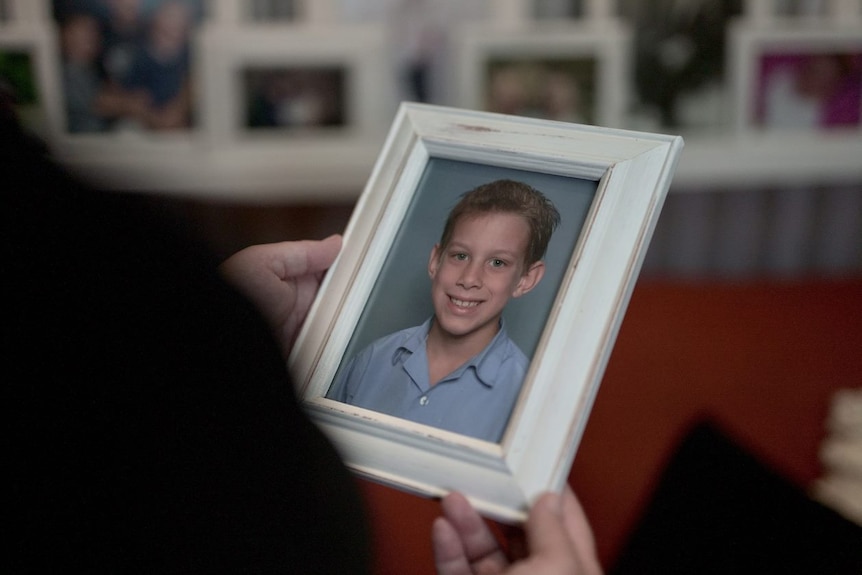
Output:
[327, 318, 528, 442]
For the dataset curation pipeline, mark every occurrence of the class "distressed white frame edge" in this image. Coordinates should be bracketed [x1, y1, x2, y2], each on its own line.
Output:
[729, 20, 862, 136]
[288, 102, 683, 523]
[452, 19, 630, 130]
[505, 140, 680, 495]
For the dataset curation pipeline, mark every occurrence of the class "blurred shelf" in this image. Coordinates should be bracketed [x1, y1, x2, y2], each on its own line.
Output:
[673, 131, 862, 190]
[50, 135, 383, 204]
[49, 128, 862, 204]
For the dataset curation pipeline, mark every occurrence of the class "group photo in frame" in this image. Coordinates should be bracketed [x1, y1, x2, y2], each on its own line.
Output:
[49, 0, 207, 136]
[729, 22, 862, 134]
[452, 19, 630, 128]
[288, 102, 683, 522]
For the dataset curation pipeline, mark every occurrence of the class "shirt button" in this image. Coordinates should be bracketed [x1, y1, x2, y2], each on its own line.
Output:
[419, 395, 429, 406]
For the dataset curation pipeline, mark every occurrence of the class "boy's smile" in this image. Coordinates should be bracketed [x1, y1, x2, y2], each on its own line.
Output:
[428, 212, 544, 352]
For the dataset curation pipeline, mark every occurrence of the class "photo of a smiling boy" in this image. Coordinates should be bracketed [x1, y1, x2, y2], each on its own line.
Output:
[327, 179, 560, 442]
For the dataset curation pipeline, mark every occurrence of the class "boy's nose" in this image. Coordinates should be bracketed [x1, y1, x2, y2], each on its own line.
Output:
[457, 261, 483, 288]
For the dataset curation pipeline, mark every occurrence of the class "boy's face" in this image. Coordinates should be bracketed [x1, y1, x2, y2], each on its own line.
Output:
[428, 212, 544, 345]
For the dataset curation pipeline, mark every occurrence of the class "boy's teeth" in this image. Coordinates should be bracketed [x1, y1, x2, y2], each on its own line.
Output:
[451, 297, 478, 308]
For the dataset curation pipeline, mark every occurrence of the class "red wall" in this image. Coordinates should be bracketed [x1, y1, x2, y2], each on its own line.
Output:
[356, 277, 862, 574]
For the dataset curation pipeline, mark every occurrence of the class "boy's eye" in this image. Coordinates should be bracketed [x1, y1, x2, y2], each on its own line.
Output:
[489, 258, 506, 268]
[452, 252, 468, 261]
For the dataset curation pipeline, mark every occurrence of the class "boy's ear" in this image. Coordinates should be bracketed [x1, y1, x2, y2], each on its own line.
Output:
[428, 244, 442, 278]
[512, 261, 545, 298]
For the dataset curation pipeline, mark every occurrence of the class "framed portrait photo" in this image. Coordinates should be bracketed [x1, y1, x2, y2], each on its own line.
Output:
[452, 19, 630, 129]
[729, 22, 862, 134]
[289, 102, 684, 523]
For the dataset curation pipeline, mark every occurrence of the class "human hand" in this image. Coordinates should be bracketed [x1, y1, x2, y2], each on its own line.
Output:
[219, 235, 342, 357]
[432, 485, 603, 575]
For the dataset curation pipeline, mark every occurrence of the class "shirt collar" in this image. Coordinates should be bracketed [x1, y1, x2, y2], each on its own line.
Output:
[465, 319, 513, 388]
[392, 317, 514, 388]
[390, 318, 432, 366]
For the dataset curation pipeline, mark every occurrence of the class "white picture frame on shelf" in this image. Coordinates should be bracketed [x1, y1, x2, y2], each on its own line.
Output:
[452, 19, 630, 129]
[48, 0, 208, 137]
[198, 23, 393, 147]
[41, 0, 210, 172]
[288, 102, 683, 523]
[729, 22, 862, 135]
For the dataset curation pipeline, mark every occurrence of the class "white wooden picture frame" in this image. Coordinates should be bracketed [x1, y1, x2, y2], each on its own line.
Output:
[452, 19, 630, 129]
[288, 102, 683, 523]
[198, 23, 393, 147]
[729, 21, 862, 135]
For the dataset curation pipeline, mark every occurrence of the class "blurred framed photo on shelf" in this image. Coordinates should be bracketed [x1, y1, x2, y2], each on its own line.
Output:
[49, 0, 207, 139]
[242, 64, 347, 133]
[452, 20, 629, 128]
[729, 22, 862, 134]
[198, 22, 393, 146]
[619, 0, 742, 134]
[230, 0, 336, 23]
[288, 102, 683, 523]
[773, 0, 828, 17]
[531, 0, 585, 20]
[0, 24, 61, 138]
[244, 0, 299, 22]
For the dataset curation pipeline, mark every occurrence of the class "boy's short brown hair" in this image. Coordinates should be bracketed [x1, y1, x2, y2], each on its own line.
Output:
[439, 179, 561, 266]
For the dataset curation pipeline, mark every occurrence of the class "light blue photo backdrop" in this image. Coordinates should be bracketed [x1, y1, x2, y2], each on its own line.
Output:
[330, 157, 596, 390]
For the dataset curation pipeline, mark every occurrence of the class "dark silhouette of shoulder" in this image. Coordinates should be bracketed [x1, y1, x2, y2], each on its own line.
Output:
[3, 100, 371, 573]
